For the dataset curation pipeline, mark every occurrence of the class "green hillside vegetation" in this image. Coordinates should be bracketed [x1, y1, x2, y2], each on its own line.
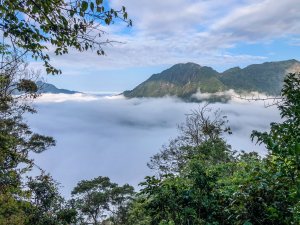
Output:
[220, 59, 300, 95]
[123, 63, 227, 99]
[124, 60, 300, 100]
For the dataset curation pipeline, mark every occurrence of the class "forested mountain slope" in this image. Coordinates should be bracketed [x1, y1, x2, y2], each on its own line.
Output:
[123, 60, 300, 99]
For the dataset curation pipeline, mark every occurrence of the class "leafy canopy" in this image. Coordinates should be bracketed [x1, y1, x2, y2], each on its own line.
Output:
[71, 176, 134, 224]
[0, 0, 131, 74]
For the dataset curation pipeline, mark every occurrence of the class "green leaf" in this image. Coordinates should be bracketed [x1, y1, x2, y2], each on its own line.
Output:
[90, 2, 94, 11]
[70, 9, 75, 17]
[96, 0, 103, 5]
[295, 143, 300, 154]
[105, 18, 111, 25]
[81, 1, 88, 12]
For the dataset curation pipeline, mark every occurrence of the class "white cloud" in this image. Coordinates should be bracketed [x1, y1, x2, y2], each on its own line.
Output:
[289, 37, 300, 46]
[35, 93, 99, 103]
[28, 94, 281, 196]
[26, 0, 300, 81]
[212, 0, 300, 40]
[33, 0, 294, 72]
[43, 32, 266, 71]
[107, 0, 300, 67]
[111, 0, 247, 35]
[192, 89, 280, 105]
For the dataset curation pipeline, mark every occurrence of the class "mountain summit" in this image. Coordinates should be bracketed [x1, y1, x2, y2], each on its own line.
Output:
[123, 62, 226, 98]
[123, 60, 300, 100]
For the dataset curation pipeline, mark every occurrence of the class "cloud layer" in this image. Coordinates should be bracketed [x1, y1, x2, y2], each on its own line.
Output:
[28, 94, 281, 197]
[26, 0, 300, 93]
[40, 0, 300, 71]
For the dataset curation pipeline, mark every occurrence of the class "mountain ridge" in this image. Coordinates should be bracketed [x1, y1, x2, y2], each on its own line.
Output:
[36, 81, 79, 94]
[123, 59, 300, 100]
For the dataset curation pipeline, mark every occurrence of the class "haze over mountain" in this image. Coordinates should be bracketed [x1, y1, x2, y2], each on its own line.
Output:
[36, 81, 79, 94]
[123, 60, 300, 100]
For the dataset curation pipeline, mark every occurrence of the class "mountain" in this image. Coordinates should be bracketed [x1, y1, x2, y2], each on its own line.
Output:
[123, 60, 300, 100]
[123, 63, 227, 99]
[220, 59, 300, 95]
[36, 81, 79, 94]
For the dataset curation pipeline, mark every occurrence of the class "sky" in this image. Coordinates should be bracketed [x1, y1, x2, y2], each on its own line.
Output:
[31, 0, 300, 92]
[28, 94, 281, 196]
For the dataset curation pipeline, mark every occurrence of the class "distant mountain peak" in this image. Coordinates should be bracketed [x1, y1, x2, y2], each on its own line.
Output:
[223, 66, 241, 74]
[36, 81, 79, 94]
[171, 62, 202, 68]
[148, 62, 219, 85]
[123, 59, 300, 100]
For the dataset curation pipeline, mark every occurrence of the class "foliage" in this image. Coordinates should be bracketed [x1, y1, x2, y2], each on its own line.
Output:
[71, 176, 134, 225]
[27, 174, 77, 225]
[0, 55, 54, 183]
[250, 72, 300, 224]
[126, 73, 300, 225]
[0, 55, 74, 224]
[148, 104, 232, 175]
[0, 0, 131, 74]
[124, 196, 151, 225]
[0, 1, 132, 223]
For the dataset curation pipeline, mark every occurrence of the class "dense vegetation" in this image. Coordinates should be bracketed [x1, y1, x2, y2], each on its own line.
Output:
[124, 60, 300, 100]
[0, 0, 132, 224]
[1, 1, 300, 224]
[122, 72, 300, 225]
[0, 0, 131, 74]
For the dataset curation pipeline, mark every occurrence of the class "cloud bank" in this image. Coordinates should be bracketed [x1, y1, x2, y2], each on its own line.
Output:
[31, 0, 300, 76]
[28, 94, 281, 197]
[26, 0, 300, 93]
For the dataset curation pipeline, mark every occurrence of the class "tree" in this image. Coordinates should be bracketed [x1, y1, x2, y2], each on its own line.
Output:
[248, 72, 300, 224]
[123, 196, 151, 225]
[0, 54, 54, 187]
[133, 73, 300, 224]
[71, 176, 134, 225]
[0, 1, 132, 223]
[148, 104, 232, 175]
[0, 0, 131, 74]
[134, 106, 233, 224]
[27, 173, 77, 225]
[0, 53, 76, 225]
[109, 184, 135, 224]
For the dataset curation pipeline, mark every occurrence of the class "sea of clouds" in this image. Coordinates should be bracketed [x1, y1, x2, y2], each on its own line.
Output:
[27, 93, 281, 197]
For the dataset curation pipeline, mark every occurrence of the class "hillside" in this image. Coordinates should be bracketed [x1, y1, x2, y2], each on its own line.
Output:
[123, 60, 300, 100]
[36, 81, 79, 94]
[220, 59, 300, 95]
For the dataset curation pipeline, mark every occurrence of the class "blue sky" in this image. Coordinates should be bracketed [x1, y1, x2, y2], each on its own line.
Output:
[34, 0, 300, 92]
